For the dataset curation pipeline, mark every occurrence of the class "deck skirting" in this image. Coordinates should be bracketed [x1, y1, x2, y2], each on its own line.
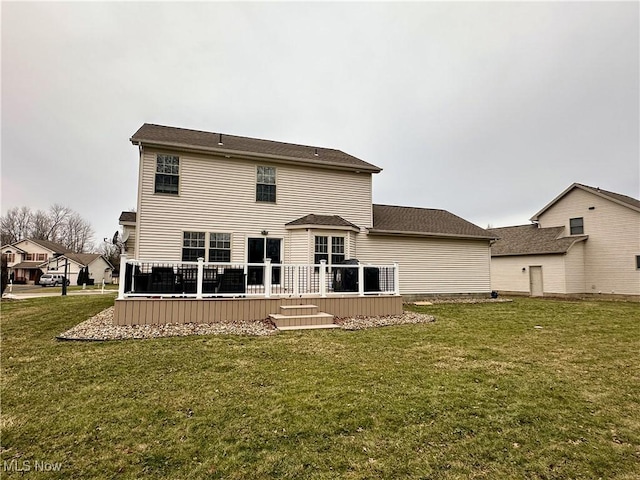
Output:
[113, 295, 403, 326]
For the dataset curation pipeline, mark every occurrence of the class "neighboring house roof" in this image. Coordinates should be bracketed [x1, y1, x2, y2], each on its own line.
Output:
[130, 123, 382, 174]
[14, 238, 71, 254]
[119, 211, 137, 224]
[369, 204, 496, 240]
[488, 224, 588, 257]
[531, 183, 640, 221]
[1, 244, 28, 253]
[41, 253, 113, 269]
[285, 214, 360, 230]
[11, 261, 43, 269]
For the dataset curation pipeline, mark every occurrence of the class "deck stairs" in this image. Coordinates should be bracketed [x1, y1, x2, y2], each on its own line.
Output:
[269, 305, 338, 331]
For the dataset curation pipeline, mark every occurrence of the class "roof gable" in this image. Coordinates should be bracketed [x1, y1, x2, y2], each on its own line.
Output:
[41, 253, 111, 269]
[488, 224, 587, 256]
[131, 124, 382, 173]
[531, 183, 640, 221]
[371, 204, 496, 240]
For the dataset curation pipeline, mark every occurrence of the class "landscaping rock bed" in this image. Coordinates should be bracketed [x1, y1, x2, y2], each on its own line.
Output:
[412, 298, 513, 305]
[58, 308, 437, 341]
[335, 312, 436, 330]
[57, 307, 278, 340]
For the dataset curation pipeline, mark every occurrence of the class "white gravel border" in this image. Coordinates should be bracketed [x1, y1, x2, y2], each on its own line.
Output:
[57, 307, 437, 341]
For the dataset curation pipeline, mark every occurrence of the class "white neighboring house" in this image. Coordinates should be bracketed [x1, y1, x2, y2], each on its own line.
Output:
[489, 183, 640, 297]
[120, 123, 497, 298]
[40, 253, 114, 285]
[1, 239, 70, 284]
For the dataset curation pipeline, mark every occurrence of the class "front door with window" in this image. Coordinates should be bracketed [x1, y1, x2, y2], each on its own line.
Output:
[247, 238, 281, 285]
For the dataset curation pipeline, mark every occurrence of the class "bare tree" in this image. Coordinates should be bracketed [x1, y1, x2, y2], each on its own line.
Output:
[97, 238, 121, 270]
[46, 204, 72, 240]
[60, 212, 94, 253]
[1, 206, 32, 245]
[1, 205, 94, 252]
[29, 209, 53, 240]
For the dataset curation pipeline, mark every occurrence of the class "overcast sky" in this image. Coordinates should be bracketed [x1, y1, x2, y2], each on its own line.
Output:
[2, 1, 638, 247]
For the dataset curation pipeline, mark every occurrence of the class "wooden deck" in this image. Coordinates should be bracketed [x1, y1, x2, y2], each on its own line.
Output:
[113, 295, 403, 326]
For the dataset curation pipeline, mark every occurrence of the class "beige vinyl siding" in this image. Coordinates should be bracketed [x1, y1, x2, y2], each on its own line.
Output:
[287, 229, 310, 264]
[122, 225, 136, 258]
[537, 188, 640, 295]
[358, 235, 491, 294]
[491, 254, 566, 294]
[564, 243, 585, 294]
[136, 148, 373, 261]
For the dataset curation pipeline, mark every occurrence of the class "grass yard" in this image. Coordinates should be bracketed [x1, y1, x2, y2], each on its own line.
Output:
[1, 296, 638, 479]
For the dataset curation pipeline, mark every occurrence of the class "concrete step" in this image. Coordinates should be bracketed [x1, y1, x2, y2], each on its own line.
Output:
[279, 304, 318, 316]
[269, 312, 334, 328]
[277, 324, 341, 331]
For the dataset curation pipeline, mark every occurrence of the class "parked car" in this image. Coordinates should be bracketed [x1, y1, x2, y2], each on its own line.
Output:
[39, 274, 70, 287]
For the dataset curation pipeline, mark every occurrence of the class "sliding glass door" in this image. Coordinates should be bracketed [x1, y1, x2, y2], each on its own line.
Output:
[247, 238, 281, 285]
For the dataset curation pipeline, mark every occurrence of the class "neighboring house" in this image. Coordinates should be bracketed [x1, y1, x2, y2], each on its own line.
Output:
[489, 183, 640, 297]
[1, 238, 70, 284]
[40, 253, 114, 285]
[122, 123, 496, 298]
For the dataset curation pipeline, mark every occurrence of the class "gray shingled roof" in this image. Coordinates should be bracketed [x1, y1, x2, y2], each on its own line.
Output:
[42, 253, 113, 269]
[286, 214, 360, 229]
[119, 211, 137, 223]
[488, 224, 588, 256]
[131, 124, 382, 173]
[25, 239, 70, 254]
[370, 204, 496, 239]
[11, 261, 43, 269]
[577, 183, 640, 210]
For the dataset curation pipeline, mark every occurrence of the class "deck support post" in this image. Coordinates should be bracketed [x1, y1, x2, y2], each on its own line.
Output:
[117, 254, 127, 299]
[196, 257, 204, 299]
[394, 262, 400, 296]
[319, 260, 327, 297]
[264, 258, 272, 298]
[293, 266, 299, 296]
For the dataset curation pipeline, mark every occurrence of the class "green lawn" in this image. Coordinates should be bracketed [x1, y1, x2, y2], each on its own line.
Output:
[1, 296, 638, 479]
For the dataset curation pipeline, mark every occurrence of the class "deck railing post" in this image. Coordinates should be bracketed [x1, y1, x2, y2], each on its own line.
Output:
[196, 257, 204, 299]
[117, 254, 127, 299]
[293, 265, 299, 296]
[319, 260, 327, 297]
[394, 262, 400, 295]
[264, 258, 272, 298]
[358, 263, 365, 296]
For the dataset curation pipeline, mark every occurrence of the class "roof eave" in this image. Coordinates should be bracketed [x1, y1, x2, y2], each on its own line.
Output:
[367, 229, 497, 241]
[285, 224, 361, 232]
[491, 251, 568, 257]
[131, 138, 382, 174]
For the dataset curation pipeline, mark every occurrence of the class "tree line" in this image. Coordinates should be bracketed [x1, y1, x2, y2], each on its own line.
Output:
[1, 204, 95, 253]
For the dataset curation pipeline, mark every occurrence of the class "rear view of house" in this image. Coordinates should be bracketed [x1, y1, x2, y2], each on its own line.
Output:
[115, 124, 495, 325]
[123, 124, 494, 296]
[490, 183, 640, 298]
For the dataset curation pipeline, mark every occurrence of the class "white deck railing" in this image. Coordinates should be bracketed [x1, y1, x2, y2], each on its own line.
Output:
[117, 255, 399, 299]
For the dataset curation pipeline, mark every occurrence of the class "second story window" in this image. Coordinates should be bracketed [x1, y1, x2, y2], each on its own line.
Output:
[155, 154, 179, 195]
[570, 217, 584, 235]
[256, 166, 276, 203]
